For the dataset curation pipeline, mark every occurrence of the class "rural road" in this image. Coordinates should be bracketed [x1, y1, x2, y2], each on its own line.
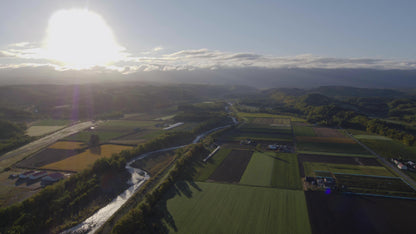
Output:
[0, 121, 95, 170]
[347, 132, 416, 190]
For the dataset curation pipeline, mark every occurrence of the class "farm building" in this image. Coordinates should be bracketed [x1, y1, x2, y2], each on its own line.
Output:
[397, 163, 408, 170]
[42, 173, 64, 182]
[268, 144, 278, 150]
[29, 171, 48, 180]
[19, 171, 35, 179]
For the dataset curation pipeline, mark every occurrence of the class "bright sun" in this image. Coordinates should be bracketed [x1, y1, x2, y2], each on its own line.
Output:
[44, 9, 125, 69]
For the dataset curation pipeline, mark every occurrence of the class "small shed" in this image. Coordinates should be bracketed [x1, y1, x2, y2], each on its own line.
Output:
[29, 171, 48, 180]
[42, 173, 64, 182]
[397, 163, 408, 170]
[19, 171, 35, 179]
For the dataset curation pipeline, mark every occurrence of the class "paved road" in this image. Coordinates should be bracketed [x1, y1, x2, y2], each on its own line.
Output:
[0, 121, 95, 170]
[347, 132, 416, 190]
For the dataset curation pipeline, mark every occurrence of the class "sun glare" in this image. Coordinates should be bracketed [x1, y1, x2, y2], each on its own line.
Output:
[44, 9, 125, 69]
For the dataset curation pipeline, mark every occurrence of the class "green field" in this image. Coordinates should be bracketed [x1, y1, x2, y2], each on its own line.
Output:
[64, 131, 126, 143]
[360, 139, 416, 181]
[354, 135, 392, 141]
[303, 162, 394, 177]
[296, 142, 371, 155]
[293, 125, 316, 137]
[296, 151, 376, 158]
[240, 152, 302, 189]
[194, 148, 232, 181]
[64, 120, 162, 143]
[360, 139, 416, 160]
[164, 182, 311, 234]
[31, 119, 69, 126]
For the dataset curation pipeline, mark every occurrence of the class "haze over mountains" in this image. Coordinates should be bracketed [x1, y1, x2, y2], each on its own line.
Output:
[1, 67, 416, 89]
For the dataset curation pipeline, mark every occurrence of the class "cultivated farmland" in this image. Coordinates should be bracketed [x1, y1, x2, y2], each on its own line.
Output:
[296, 136, 356, 144]
[313, 127, 346, 138]
[335, 174, 416, 195]
[163, 182, 311, 234]
[208, 149, 253, 183]
[306, 191, 416, 234]
[302, 162, 394, 177]
[240, 152, 302, 189]
[64, 120, 162, 144]
[296, 141, 371, 155]
[293, 125, 316, 137]
[41, 144, 133, 172]
[194, 147, 232, 181]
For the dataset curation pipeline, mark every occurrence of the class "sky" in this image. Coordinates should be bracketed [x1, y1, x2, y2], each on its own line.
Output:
[1, 0, 416, 74]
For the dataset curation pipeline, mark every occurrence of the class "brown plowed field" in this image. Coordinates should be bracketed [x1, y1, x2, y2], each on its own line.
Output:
[296, 136, 355, 144]
[16, 148, 79, 168]
[208, 150, 253, 183]
[297, 154, 381, 177]
[305, 191, 416, 234]
[313, 127, 346, 138]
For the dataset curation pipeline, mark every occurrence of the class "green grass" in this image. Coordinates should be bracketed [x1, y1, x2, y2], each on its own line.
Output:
[240, 152, 302, 189]
[296, 141, 371, 155]
[293, 125, 316, 137]
[164, 182, 311, 234]
[354, 135, 392, 141]
[64, 131, 126, 143]
[194, 148, 232, 181]
[99, 120, 159, 130]
[360, 139, 416, 160]
[360, 139, 416, 181]
[32, 119, 69, 126]
[303, 162, 394, 177]
[296, 151, 376, 158]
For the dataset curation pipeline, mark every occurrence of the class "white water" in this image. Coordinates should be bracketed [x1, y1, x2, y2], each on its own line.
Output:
[63, 123, 233, 234]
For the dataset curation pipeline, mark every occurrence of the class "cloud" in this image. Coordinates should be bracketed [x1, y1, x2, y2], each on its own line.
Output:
[1, 43, 416, 74]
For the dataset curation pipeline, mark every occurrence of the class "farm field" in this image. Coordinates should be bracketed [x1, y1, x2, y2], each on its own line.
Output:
[298, 154, 381, 166]
[305, 191, 416, 234]
[360, 139, 416, 161]
[41, 144, 133, 172]
[16, 148, 79, 168]
[26, 119, 70, 137]
[47, 141, 86, 150]
[335, 174, 416, 196]
[293, 125, 316, 137]
[26, 126, 66, 137]
[240, 152, 302, 189]
[164, 182, 311, 234]
[194, 147, 232, 181]
[354, 135, 392, 141]
[313, 127, 346, 138]
[30, 119, 70, 126]
[208, 149, 253, 183]
[296, 141, 371, 155]
[64, 120, 162, 144]
[302, 162, 394, 177]
[296, 136, 356, 144]
[296, 151, 376, 158]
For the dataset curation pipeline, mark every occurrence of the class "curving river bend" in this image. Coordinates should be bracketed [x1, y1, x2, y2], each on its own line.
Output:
[63, 121, 235, 234]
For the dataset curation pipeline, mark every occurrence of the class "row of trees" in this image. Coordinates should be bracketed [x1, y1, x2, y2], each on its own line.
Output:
[112, 144, 206, 234]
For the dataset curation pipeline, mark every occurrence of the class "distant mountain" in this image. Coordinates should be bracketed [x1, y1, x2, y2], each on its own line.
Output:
[1, 67, 416, 89]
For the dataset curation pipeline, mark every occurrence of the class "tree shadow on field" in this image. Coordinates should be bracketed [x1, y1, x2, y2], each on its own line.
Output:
[265, 153, 289, 163]
[147, 159, 205, 232]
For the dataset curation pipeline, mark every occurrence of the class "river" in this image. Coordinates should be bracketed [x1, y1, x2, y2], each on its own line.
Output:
[62, 123, 234, 233]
